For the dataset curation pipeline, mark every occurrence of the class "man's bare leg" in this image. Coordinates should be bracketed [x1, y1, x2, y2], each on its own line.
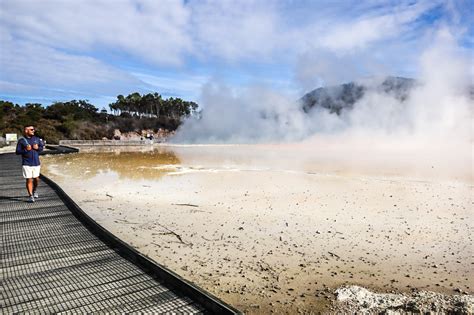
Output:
[26, 178, 33, 196]
[33, 177, 39, 194]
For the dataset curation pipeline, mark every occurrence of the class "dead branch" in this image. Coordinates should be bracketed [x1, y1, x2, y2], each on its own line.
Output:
[156, 223, 193, 247]
[172, 203, 199, 207]
[328, 251, 340, 259]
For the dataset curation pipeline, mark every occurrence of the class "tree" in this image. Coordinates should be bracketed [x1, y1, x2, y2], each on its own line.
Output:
[107, 92, 198, 121]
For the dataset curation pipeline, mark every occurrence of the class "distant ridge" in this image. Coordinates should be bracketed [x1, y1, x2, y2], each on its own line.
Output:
[300, 76, 416, 115]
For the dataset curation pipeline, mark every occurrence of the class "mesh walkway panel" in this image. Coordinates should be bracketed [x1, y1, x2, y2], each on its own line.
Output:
[1, 151, 239, 314]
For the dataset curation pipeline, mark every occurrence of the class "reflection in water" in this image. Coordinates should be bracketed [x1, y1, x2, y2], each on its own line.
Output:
[43, 148, 181, 180]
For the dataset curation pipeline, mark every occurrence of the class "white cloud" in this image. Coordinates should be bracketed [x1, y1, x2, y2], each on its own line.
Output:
[0, 0, 470, 104]
[317, 2, 438, 52]
[0, 34, 146, 98]
[0, 0, 192, 66]
[189, 0, 281, 62]
[1, 0, 439, 66]
[132, 71, 209, 100]
[187, 0, 441, 63]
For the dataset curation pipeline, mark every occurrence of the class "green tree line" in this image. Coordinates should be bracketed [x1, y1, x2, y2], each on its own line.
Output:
[0, 92, 199, 144]
[109, 92, 198, 119]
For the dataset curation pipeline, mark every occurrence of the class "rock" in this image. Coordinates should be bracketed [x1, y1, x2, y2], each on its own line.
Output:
[336, 286, 407, 310]
[334, 285, 474, 314]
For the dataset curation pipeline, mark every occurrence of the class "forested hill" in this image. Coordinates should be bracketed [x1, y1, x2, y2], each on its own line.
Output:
[300, 76, 416, 115]
[0, 92, 198, 144]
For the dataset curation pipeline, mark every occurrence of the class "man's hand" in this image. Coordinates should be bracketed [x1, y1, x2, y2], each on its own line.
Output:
[26, 144, 32, 151]
[32, 144, 39, 150]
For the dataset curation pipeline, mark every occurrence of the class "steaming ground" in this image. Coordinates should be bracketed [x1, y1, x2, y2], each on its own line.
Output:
[173, 30, 473, 168]
[42, 144, 473, 314]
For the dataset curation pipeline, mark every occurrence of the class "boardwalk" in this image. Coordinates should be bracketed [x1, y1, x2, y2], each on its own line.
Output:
[1, 152, 238, 314]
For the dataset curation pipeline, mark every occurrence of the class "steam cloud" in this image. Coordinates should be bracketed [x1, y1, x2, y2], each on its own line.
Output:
[172, 29, 473, 179]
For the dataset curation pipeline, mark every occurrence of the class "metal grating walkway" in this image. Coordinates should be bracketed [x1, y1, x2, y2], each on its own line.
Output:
[1, 152, 239, 314]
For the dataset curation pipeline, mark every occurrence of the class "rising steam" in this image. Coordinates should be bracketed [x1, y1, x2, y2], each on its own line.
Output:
[172, 29, 473, 180]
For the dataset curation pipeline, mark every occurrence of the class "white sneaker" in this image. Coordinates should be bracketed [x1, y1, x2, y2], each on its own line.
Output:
[33, 191, 39, 199]
[28, 196, 35, 203]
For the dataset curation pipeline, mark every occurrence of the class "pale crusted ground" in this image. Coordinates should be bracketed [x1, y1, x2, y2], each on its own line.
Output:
[41, 144, 473, 314]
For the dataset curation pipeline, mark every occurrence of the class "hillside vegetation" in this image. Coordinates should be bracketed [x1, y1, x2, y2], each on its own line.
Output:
[0, 93, 198, 144]
[300, 76, 416, 114]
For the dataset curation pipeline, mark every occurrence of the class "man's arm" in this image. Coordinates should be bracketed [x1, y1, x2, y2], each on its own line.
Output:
[15, 139, 27, 155]
[37, 138, 44, 152]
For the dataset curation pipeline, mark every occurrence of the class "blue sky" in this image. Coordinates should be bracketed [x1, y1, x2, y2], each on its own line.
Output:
[0, 0, 472, 110]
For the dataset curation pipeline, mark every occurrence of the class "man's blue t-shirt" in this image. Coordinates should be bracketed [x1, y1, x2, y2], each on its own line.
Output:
[15, 136, 44, 166]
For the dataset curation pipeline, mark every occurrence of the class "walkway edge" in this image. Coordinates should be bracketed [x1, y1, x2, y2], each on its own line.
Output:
[40, 146, 241, 315]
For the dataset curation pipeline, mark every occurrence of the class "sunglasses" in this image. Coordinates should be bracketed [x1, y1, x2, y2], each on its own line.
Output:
[26, 128, 35, 131]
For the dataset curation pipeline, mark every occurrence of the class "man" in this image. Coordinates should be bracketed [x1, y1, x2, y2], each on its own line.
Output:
[16, 125, 44, 202]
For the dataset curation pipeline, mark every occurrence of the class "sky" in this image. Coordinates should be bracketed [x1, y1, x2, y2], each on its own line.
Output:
[0, 0, 472, 110]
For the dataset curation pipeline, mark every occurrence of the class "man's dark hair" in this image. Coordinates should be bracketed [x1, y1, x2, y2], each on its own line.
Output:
[24, 125, 35, 130]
